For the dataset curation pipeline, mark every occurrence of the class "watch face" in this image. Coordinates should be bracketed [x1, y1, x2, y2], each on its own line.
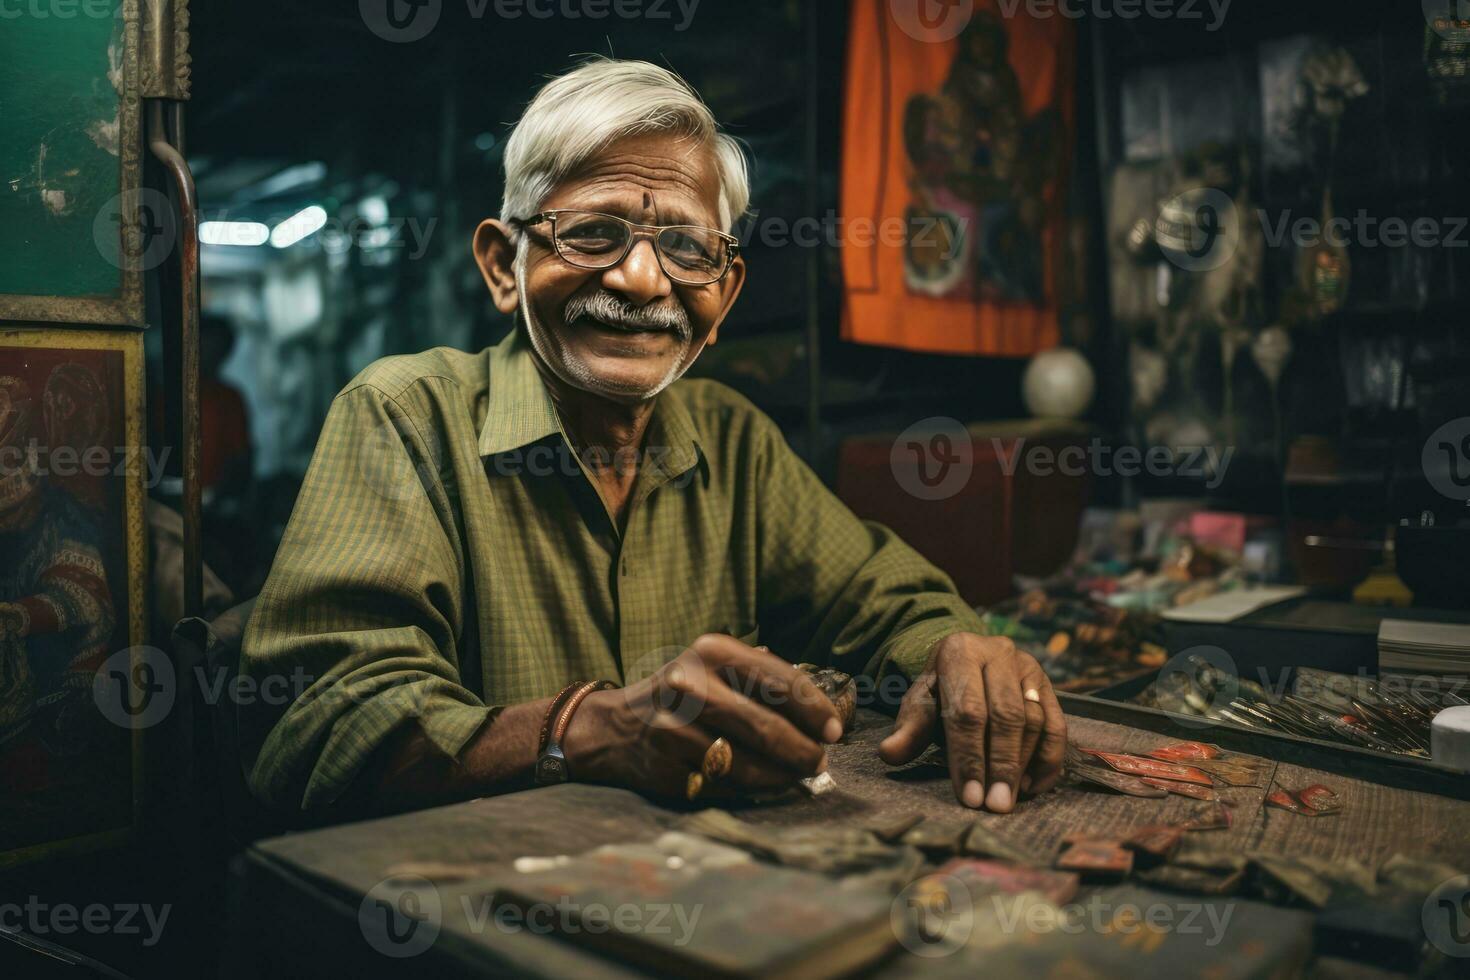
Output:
[536, 755, 567, 785]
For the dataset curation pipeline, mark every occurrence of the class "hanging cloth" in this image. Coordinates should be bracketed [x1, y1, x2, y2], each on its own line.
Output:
[841, 0, 1075, 356]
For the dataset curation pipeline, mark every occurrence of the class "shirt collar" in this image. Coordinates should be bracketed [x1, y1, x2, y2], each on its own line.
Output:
[478, 329, 562, 458]
[478, 328, 704, 482]
[643, 379, 702, 482]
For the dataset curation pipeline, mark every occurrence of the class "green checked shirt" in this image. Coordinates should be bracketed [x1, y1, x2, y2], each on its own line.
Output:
[241, 329, 983, 809]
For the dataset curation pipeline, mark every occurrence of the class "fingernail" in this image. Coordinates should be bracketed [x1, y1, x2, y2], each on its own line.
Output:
[823, 718, 843, 744]
[962, 779, 984, 808]
[985, 782, 1014, 812]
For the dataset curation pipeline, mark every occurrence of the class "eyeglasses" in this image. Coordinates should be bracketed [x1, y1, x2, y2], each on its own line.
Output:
[515, 210, 739, 286]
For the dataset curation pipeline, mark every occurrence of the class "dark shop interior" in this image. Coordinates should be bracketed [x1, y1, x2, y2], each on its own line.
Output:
[2, 1, 1470, 977]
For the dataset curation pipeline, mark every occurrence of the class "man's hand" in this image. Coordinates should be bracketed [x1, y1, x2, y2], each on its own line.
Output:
[563, 634, 843, 799]
[879, 633, 1066, 813]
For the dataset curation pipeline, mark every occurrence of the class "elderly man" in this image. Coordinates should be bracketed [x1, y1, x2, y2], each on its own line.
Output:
[241, 58, 1066, 817]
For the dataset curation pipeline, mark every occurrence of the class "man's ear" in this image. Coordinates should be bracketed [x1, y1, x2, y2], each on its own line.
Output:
[704, 254, 747, 347]
[472, 219, 521, 315]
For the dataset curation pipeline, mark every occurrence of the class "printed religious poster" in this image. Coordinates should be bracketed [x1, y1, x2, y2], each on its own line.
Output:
[0, 328, 147, 867]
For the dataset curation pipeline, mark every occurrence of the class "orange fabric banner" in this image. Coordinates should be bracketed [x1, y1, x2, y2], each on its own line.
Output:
[841, 0, 1075, 356]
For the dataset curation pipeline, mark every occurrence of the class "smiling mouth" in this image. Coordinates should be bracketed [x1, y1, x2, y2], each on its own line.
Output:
[572, 313, 672, 336]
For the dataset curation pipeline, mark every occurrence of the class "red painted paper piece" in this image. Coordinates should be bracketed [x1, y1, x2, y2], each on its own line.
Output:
[1266, 789, 1304, 813]
[1071, 765, 1170, 798]
[1124, 824, 1185, 861]
[1268, 784, 1342, 816]
[1056, 840, 1133, 877]
[1297, 784, 1343, 813]
[937, 859, 1080, 906]
[1080, 749, 1214, 786]
[1139, 777, 1218, 801]
[1146, 741, 1221, 762]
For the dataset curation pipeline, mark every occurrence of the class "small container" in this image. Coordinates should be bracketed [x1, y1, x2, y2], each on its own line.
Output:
[1430, 705, 1470, 772]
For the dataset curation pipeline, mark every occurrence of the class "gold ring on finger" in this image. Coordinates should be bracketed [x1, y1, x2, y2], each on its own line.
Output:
[702, 737, 734, 781]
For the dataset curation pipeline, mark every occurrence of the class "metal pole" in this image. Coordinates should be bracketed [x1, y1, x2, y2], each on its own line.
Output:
[148, 100, 203, 619]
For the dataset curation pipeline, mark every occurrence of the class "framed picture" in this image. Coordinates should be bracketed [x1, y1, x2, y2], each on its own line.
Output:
[0, 0, 146, 327]
[0, 327, 147, 868]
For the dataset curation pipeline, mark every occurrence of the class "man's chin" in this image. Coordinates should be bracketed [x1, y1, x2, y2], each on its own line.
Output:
[560, 326, 691, 399]
[569, 354, 683, 402]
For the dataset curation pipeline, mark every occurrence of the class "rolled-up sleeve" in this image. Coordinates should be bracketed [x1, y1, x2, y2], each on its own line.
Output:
[751, 415, 984, 681]
[240, 384, 492, 811]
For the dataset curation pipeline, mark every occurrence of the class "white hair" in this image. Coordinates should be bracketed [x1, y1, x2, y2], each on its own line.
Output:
[499, 58, 750, 234]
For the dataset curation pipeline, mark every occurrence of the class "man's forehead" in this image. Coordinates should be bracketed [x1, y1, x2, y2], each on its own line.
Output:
[544, 132, 722, 225]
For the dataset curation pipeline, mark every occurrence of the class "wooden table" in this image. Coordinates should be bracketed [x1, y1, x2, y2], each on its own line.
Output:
[225, 710, 1470, 978]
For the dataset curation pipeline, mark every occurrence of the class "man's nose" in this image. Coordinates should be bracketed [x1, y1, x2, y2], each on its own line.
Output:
[599, 237, 672, 306]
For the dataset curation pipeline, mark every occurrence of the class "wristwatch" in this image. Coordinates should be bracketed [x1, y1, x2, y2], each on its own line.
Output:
[535, 680, 616, 786]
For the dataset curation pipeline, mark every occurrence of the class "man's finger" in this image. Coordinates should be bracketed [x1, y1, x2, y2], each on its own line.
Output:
[878, 671, 938, 765]
[659, 716, 817, 801]
[1011, 657, 1047, 790]
[1024, 678, 1068, 796]
[688, 672, 828, 777]
[1015, 662, 1052, 791]
[1016, 691, 1045, 793]
[691, 634, 843, 744]
[651, 723, 718, 799]
[710, 750, 805, 794]
[979, 658, 1027, 813]
[936, 652, 988, 809]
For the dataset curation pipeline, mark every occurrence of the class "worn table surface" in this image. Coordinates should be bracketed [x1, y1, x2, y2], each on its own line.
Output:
[227, 709, 1470, 978]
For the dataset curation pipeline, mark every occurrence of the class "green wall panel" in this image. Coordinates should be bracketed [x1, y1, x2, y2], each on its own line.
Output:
[0, 4, 128, 301]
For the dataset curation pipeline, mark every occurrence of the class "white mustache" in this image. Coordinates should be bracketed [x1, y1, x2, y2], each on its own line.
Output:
[563, 290, 690, 337]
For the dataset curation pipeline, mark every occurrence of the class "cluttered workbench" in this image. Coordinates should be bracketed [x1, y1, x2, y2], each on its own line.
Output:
[224, 708, 1470, 978]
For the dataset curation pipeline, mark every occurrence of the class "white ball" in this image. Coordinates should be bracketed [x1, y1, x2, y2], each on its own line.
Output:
[1023, 347, 1095, 419]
